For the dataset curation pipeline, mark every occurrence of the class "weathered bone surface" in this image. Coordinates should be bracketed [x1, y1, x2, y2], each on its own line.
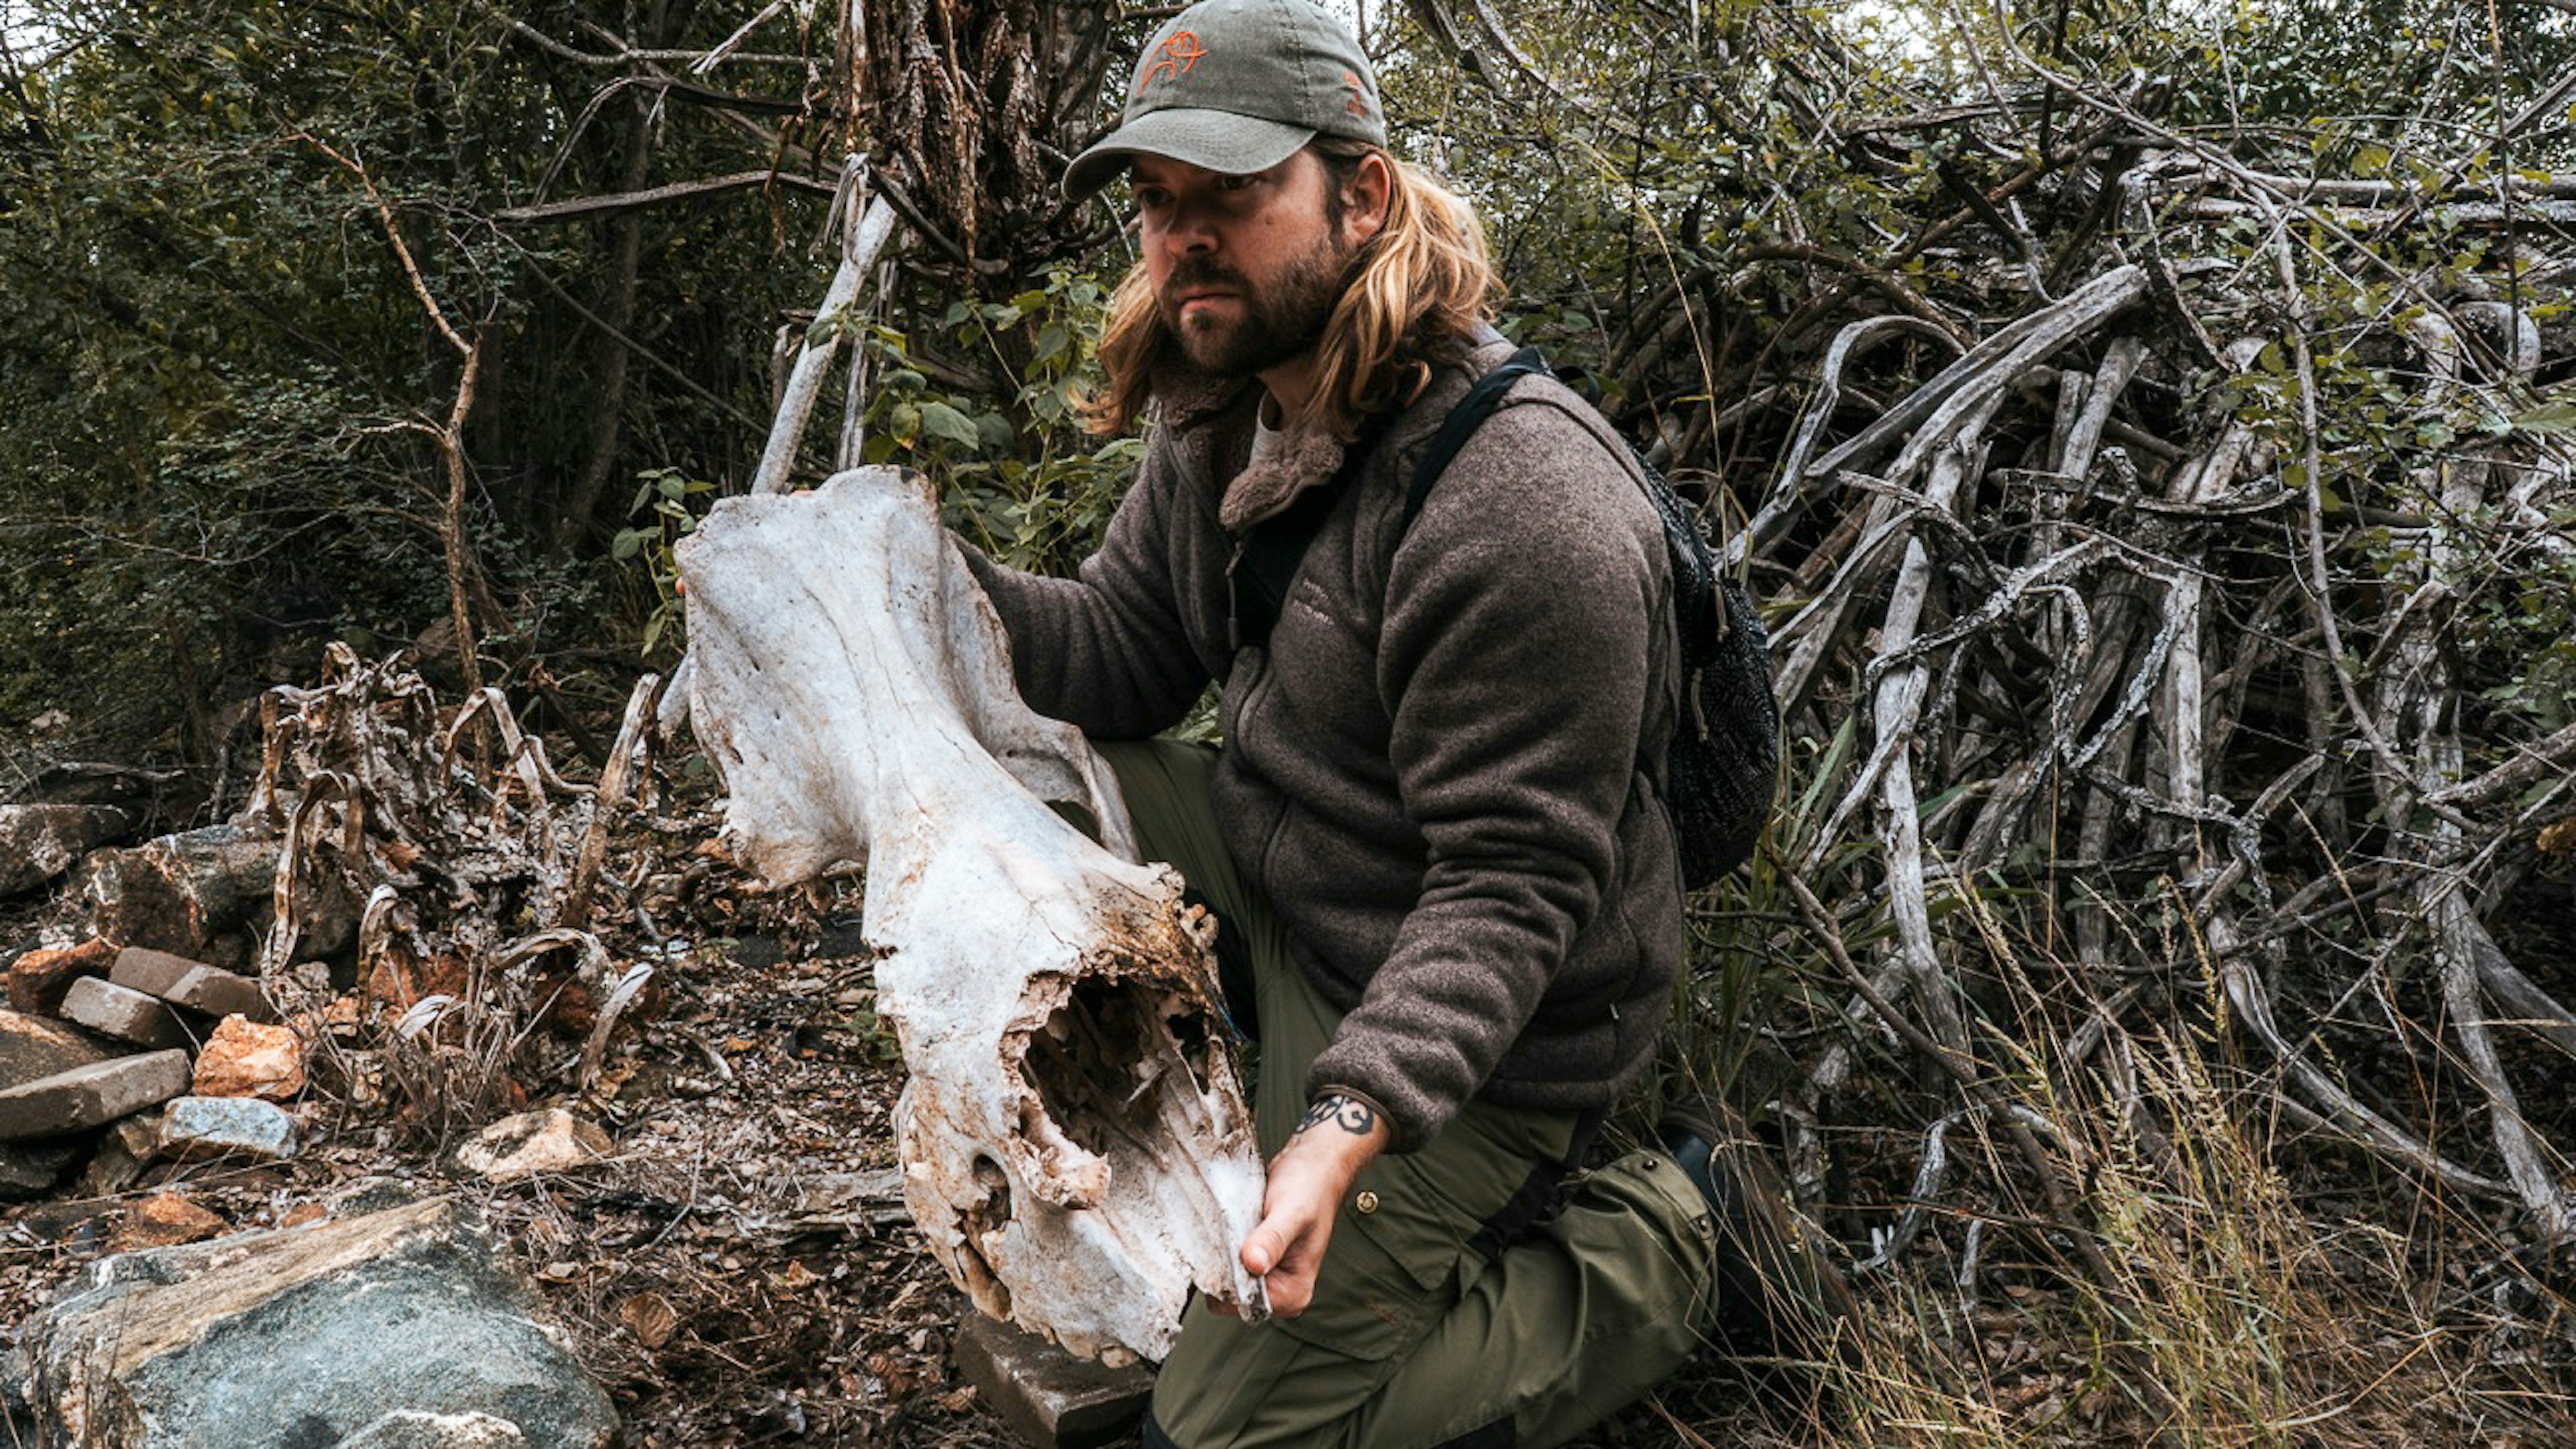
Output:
[676, 466, 1267, 1362]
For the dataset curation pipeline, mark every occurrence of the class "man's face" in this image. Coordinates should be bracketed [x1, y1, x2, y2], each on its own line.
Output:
[1131, 150, 1353, 380]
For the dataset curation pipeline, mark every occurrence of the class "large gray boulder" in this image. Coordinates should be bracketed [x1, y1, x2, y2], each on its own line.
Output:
[0, 806, 131, 898]
[9, 1197, 616, 1449]
[74, 824, 280, 968]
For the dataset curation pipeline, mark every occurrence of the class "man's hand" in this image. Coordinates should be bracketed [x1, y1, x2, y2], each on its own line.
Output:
[1240, 1093, 1391, 1318]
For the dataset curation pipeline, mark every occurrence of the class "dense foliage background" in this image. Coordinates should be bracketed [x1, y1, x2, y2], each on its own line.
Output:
[5, 0, 2575, 1442]
[5, 0, 2569, 771]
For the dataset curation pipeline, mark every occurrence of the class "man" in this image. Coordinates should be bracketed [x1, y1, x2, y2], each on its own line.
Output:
[957, 1, 1843, 1442]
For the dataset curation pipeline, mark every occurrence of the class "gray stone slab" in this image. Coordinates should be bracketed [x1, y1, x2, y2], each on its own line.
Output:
[61, 975, 193, 1049]
[111, 947, 275, 1022]
[953, 1314, 1154, 1449]
[0, 1007, 115, 1090]
[160, 1095, 299, 1163]
[0, 1049, 191, 1140]
[16, 1197, 617, 1449]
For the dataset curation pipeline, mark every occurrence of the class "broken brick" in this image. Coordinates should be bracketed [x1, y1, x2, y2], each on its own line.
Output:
[0, 1050, 191, 1141]
[953, 1314, 1152, 1449]
[111, 947, 274, 1022]
[60, 976, 192, 1050]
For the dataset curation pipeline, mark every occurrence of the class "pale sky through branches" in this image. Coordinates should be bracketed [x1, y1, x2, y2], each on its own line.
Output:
[1, 3, 53, 62]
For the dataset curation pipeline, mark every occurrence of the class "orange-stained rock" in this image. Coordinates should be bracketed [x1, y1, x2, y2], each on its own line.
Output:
[322, 995, 365, 1034]
[6, 936, 115, 1015]
[276, 1201, 328, 1230]
[113, 1192, 228, 1251]
[191, 1016, 306, 1102]
[365, 947, 468, 1018]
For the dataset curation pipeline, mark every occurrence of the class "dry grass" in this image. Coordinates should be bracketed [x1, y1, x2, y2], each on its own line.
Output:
[1661, 1016, 2576, 1449]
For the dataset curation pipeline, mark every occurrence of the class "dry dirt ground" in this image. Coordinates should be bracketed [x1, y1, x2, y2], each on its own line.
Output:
[0, 860, 1802, 1448]
[3, 794, 2570, 1448]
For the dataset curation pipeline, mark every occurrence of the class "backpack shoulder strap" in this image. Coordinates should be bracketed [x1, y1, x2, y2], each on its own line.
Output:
[1228, 409, 1394, 653]
[1401, 347, 1552, 530]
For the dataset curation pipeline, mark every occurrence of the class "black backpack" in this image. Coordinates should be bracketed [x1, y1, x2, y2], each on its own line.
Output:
[1228, 346, 1778, 888]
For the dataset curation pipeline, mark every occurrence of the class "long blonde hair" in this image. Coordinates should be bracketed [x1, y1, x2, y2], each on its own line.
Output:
[1083, 141, 1501, 440]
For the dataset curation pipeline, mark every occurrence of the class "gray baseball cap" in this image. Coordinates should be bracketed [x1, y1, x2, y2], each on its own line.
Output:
[1064, 0, 1386, 201]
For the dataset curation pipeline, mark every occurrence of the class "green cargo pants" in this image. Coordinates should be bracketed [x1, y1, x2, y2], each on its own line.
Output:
[1094, 739, 1724, 1449]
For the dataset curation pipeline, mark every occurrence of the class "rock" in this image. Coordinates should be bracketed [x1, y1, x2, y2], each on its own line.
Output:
[328, 1176, 425, 1217]
[7, 936, 117, 1014]
[191, 1015, 305, 1100]
[77, 1114, 164, 1196]
[0, 1140, 82, 1199]
[952, 1314, 1154, 1449]
[75, 823, 280, 968]
[336, 1410, 529, 1448]
[13, 1197, 115, 1250]
[60, 976, 193, 1050]
[159, 1095, 299, 1163]
[455, 1110, 611, 1181]
[113, 1192, 229, 1251]
[111, 946, 276, 1022]
[15, 1197, 618, 1449]
[0, 1006, 115, 1089]
[0, 1050, 191, 1141]
[0, 803, 131, 898]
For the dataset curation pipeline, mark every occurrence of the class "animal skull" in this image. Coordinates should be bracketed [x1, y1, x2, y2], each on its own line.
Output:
[676, 467, 1267, 1362]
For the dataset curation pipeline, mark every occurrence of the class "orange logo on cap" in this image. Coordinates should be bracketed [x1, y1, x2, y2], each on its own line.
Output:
[1138, 31, 1209, 91]
[1342, 69, 1368, 118]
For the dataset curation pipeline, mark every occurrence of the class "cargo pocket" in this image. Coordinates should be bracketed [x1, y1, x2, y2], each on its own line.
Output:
[1269, 1151, 1484, 1362]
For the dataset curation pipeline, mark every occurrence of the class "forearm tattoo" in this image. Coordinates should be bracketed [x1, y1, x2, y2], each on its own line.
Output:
[1297, 1093, 1377, 1138]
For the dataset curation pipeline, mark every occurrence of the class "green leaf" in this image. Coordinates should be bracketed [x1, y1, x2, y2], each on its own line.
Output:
[2510, 400, 2576, 437]
[918, 400, 981, 449]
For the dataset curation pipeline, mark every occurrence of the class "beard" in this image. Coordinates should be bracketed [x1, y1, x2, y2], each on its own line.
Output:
[1157, 232, 1348, 378]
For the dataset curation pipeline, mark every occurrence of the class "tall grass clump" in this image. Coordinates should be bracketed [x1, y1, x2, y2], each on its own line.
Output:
[1754, 1011, 2571, 1449]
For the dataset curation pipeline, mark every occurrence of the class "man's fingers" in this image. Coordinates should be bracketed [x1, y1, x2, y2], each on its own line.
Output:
[1265, 1271, 1315, 1318]
[1240, 1220, 1289, 1279]
[1242, 1206, 1333, 1317]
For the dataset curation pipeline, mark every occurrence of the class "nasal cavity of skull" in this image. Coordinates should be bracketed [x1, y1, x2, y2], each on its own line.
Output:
[1020, 978, 1217, 1161]
[965, 1154, 1014, 1242]
[955, 1155, 1015, 1318]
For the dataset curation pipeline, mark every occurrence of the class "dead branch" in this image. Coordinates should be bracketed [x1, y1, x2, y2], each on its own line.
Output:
[497, 168, 835, 225]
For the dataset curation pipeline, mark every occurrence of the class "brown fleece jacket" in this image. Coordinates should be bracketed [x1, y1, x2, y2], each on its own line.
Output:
[960, 337, 1684, 1152]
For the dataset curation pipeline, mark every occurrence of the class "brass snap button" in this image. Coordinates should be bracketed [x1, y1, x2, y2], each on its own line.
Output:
[1354, 1190, 1380, 1215]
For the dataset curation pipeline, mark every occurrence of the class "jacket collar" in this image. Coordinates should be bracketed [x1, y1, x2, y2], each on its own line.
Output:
[1154, 332, 1518, 535]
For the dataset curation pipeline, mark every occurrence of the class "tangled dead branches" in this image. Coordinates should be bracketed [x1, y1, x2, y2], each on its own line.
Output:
[1408, 6, 2576, 1271]
[245, 645, 669, 1141]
